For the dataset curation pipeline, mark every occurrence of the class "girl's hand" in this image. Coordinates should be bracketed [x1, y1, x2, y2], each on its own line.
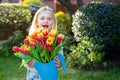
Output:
[54, 56, 61, 68]
[27, 60, 34, 68]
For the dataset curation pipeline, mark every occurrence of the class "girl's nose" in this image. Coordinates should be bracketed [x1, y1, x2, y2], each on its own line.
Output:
[44, 19, 48, 23]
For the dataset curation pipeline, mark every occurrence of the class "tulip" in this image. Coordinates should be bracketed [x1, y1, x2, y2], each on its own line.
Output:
[48, 46, 53, 52]
[42, 29, 48, 36]
[24, 39, 29, 46]
[37, 27, 44, 33]
[12, 46, 19, 52]
[29, 31, 37, 40]
[19, 47, 24, 53]
[23, 49, 30, 54]
[41, 42, 46, 50]
[49, 29, 57, 37]
[46, 37, 54, 46]
[37, 33, 44, 40]
[57, 34, 64, 44]
[29, 43, 36, 48]
[58, 34, 64, 40]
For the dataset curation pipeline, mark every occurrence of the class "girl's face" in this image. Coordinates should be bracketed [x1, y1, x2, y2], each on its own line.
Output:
[37, 10, 54, 31]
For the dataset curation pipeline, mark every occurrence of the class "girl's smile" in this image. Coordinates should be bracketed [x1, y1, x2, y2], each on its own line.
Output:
[43, 25, 48, 28]
[37, 10, 54, 31]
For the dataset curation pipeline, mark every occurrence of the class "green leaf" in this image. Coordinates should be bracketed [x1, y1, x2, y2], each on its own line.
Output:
[51, 44, 63, 59]
[14, 52, 33, 68]
[40, 50, 46, 57]
[36, 44, 42, 54]
[30, 47, 40, 61]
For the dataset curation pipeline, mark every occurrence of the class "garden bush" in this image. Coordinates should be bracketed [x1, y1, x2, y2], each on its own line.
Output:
[22, 0, 44, 7]
[0, 3, 32, 56]
[0, 30, 23, 57]
[55, 11, 73, 55]
[55, 11, 71, 36]
[0, 3, 31, 40]
[67, 1, 120, 69]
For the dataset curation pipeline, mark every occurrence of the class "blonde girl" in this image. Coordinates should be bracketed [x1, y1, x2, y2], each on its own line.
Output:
[24, 6, 61, 80]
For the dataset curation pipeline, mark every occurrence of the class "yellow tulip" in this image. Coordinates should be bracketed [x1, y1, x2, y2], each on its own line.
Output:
[49, 29, 57, 37]
[46, 37, 54, 46]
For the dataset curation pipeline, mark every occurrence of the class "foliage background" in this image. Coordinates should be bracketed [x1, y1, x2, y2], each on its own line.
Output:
[67, 1, 120, 69]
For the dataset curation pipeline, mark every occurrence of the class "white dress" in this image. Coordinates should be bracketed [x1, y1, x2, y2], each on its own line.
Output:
[24, 64, 41, 80]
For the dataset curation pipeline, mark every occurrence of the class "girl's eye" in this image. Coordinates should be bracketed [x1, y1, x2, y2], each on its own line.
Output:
[40, 17, 44, 20]
[48, 18, 52, 20]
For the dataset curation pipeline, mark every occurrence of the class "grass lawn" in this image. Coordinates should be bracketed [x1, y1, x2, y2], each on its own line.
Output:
[0, 56, 120, 80]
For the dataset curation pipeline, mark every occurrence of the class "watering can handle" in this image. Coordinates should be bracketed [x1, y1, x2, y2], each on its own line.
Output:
[57, 53, 67, 73]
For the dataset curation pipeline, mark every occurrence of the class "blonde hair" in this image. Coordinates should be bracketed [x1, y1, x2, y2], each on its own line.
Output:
[29, 6, 57, 34]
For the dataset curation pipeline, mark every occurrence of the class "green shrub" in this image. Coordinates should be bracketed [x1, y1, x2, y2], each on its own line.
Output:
[0, 3, 31, 40]
[0, 30, 23, 57]
[67, 36, 104, 69]
[55, 11, 72, 55]
[22, 0, 44, 6]
[68, 1, 120, 69]
[55, 11, 71, 36]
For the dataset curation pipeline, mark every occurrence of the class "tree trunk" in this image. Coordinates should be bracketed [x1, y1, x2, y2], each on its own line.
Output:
[77, 0, 84, 7]
[57, 0, 75, 19]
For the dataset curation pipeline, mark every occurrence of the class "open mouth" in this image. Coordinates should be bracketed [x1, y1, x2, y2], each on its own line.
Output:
[43, 25, 48, 29]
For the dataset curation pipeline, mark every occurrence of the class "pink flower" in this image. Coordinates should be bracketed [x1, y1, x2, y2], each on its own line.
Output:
[29, 43, 36, 48]
[48, 46, 53, 52]
[41, 42, 46, 50]
[18, 47, 24, 53]
[12, 46, 19, 52]
[12, 28, 65, 64]
[23, 49, 30, 54]
[24, 39, 29, 46]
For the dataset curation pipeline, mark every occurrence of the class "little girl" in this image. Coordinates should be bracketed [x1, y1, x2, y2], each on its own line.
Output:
[24, 6, 63, 80]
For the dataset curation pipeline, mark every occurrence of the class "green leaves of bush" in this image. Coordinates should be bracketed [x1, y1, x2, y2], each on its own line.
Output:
[68, 1, 120, 69]
[0, 30, 23, 57]
[0, 3, 31, 30]
[0, 3, 32, 56]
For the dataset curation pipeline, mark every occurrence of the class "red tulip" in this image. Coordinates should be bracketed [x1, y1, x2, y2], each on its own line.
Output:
[41, 42, 46, 50]
[23, 49, 30, 54]
[48, 46, 53, 52]
[12, 46, 19, 52]
[57, 34, 64, 44]
[29, 43, 36, 48]
[42, 29, 48, 36]
[18, 47, 24, 53]
[24, 39, 29, 46]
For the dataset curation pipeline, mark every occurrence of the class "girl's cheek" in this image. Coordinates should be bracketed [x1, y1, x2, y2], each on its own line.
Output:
[38, 21, 43, 26]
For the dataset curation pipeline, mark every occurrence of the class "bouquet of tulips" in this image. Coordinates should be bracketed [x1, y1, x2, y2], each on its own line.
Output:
[12, 28, 65, 67]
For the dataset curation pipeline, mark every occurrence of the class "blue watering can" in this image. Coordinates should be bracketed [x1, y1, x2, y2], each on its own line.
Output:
[34, 53, 67, 80]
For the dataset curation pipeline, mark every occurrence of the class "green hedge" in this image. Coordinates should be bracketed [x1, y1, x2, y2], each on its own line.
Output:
[0, 30, 24, 57]
[0, 3, 32, 56]
[67, 1, 120, 69]
[22, 0, 44, 6]
[0, 3, 31, 40]
[55, 11, 73, 56]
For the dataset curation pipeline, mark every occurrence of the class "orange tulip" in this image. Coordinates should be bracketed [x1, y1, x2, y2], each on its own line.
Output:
[37, 33, 44, 40]
[42, 29, 49, 36]
[36, 27, 44, 33]
[29, 31, 37, 40]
